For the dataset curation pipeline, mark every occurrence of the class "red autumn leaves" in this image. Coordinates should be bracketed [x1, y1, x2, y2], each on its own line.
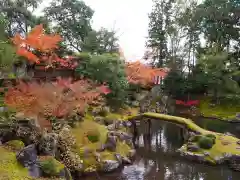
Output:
[125, 61, 168, 88]
[12, 24, 62, 64]
[5, 78, 110, 120]
[6, 24, 111, 127]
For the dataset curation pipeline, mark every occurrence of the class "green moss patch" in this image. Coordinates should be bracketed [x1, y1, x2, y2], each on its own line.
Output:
[5, 140, 25, 151]
[200, 99, 240, 121]
[0, 147, 31, 180]
[39, 156, 65, 177]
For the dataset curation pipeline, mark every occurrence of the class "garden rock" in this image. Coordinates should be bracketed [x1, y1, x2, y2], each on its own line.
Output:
[16, 144, 41, 178]
[187, 144, 200, 152]
[39, 133, 58, 156]
[115, 153, 122, 164]
[102, 160, 120, 172]
[122, 121, 132, 128]
[107, 124, 115, 131]
[16, 144, 38, 167]
[94, 116, 105, 125]
[104, 133, 117, 151]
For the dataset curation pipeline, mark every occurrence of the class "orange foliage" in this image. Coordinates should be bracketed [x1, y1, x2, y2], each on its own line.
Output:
[125, 61, 168, 87]
[12, 24, 76, 68]
[4, 78, 111, 128]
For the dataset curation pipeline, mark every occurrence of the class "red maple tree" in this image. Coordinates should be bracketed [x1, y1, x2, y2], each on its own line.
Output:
[5, 78, 110, 128]
[12, 24, 76, 69]
[125, 61, 168, 88]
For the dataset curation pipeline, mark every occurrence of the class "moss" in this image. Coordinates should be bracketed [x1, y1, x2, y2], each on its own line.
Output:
[0, 147, 31, 180]
[200, 98, 240, 121]
[87, 129, 100, 143]
[198, 136, 214, 149]
[39, 156, 65, 177]
[5, 140, 25, 151]
[70, 117, 132, 172]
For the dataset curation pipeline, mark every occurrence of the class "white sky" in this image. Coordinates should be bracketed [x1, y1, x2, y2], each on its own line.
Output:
[37, 0, 153, 61]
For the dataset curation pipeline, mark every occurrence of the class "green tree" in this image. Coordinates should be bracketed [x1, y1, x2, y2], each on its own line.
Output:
[0, 15, 16, 78]
[0, 0, 43, 36]
[75, 53, 128, 107]
[199, 45, 240, 101]
[82, 28, 119, 55]
[195, 0, 240, 50]
[44, 0, 94, 52]
[147, 0, 170, 67]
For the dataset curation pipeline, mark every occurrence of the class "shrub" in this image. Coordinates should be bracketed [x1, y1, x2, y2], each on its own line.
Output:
[198, 136, 214, 149]
[39, 156, 64, 177]
[75, 53, 129, 108]
[98, 106, 110, 117]
[86, 129, 100, 143]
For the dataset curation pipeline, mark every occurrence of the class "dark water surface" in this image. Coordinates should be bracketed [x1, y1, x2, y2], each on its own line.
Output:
[84, 119, 240, 180]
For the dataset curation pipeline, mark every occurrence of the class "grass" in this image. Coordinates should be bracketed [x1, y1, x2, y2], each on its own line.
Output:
[200, 99, 240, 121]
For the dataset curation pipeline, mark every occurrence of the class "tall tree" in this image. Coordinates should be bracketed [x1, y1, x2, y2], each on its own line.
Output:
[195, 0, 240, 50]
[0, 0, 43, 37]
[44, 0, 94, 53]
[0, 15, 16, 78]
[147, 0, 168, 67]
[82, 28, 119, 55]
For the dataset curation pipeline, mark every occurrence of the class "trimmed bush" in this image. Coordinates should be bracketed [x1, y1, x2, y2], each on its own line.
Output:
[98, 106, 110, 117]
[87, 129, 100, 143]
[198, 136, 214, 149]
[39, 156, 64, 177]
[205, 134, 216, 143]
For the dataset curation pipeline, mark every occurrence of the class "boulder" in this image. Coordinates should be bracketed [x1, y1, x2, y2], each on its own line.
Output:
[38, 133, 58, 156]
[187, 143, 200, 152]
[122, 121, 132, 128]
[16, 144, 38, 167]
[104, 133, 117, 151]
[16, 144, 41, 178]
[94, 116, 105, 125]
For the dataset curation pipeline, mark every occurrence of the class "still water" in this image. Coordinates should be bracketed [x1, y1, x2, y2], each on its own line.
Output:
[84, 120, 240, 180]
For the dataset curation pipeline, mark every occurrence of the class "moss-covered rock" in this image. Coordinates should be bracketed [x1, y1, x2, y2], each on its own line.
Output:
[198, 136, 214, 149]
[0, 146, 31, 180]
[39, 156, 65, 177]
[5, 140, 25, 151]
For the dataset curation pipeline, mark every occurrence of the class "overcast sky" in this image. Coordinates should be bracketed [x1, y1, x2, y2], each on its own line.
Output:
[37, 0, 153, 61]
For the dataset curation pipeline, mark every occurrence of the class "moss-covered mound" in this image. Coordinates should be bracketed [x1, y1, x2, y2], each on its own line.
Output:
[70, 120, 132, 173]
[39, 156, 65, 177]
[0, 146, 31, 180]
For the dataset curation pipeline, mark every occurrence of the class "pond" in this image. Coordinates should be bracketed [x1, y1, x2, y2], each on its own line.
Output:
[83, 119, 240, 180]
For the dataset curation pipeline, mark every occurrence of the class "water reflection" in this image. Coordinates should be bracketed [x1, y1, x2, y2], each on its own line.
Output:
[84, 120, 240, 180]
